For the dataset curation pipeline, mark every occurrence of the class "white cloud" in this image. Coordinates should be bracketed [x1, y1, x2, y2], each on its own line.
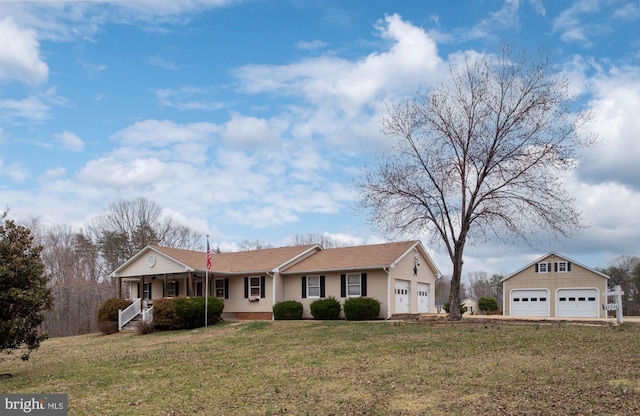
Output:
[0, 158, 28, 182]
[464, 0, 521, 40]
[111, 119, 218, 147]
[295, 39, 328, 50]
[553, 0, 604, 46]
[0, 17, 48, 85]
[147, 56, 178, 70]
[55, 130, 85, 151]
[235, 14, 443, 114]
[528, 0, 546, 17]
[579, 65, 640, 189]
[574, 179, 640, 255]
[77, 157, 168, 187]
[155, 88, 225, 111]
[220, 113, 284, 149]
[40, 166, 66, 179]
[0, 95, 49, 121]
[612, 2, 639, 21]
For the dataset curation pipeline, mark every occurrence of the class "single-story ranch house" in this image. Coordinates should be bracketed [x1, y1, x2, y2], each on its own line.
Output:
[110, 240, 441, 324]
[502, 252, 610, 319]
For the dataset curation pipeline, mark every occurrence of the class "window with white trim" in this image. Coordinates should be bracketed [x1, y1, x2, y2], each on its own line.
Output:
[249, 277, 261, 297]
[307, 275, 321, 298]
[538, 262, 549, 273]
[347, 273, 361, 297]
[557, 261, 568, 273]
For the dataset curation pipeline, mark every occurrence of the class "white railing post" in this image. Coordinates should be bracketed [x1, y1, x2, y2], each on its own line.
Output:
[142, 306, 154, 324]
[118, 298, 142, 330]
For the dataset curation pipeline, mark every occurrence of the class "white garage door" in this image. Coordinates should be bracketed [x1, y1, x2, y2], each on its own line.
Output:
[510, 289, 549, 317]
[417, 283, 430, 313]
[556, 289, 599, 318]
[394, 280, 410, 314]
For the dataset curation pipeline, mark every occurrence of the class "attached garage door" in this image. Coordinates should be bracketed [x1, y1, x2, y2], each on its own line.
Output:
[510, 289, 549, 317]
[394, 280, 410, 314]
[417, 283, 429, 313]
[556, 289, 599, 318]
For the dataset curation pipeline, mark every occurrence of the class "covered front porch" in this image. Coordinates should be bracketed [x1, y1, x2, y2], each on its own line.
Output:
[117, 272, 224, 330]
[118, 271, 214, 301]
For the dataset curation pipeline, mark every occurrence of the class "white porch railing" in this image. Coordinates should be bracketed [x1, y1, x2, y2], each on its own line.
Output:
[118, 298, 141, 330]
[142, 306, 154, 324]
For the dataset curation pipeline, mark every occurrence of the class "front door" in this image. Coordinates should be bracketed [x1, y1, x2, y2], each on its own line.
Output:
[395, 280, 410, 314]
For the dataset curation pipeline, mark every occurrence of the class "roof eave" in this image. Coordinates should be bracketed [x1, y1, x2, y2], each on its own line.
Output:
[282, 265, 393, 275]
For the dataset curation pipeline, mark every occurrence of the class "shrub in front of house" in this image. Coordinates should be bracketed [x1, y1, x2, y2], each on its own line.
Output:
[273, 300, 303, 320]
[173, 296, 224, 329]
[152, 299, 181, 330]
[97, 298, 132, 334]
[310, 297, 341, 320]
[479, 296, 499, 315]
[344, 297, 380, 321]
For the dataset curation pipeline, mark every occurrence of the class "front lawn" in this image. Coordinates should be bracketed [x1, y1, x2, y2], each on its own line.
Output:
[1, 320, 639, 415]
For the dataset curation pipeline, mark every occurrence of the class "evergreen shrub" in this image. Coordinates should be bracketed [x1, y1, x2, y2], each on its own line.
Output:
[343, 297, 380, 321]
[310, 297, 341, 320]
[273, 300, 303, 320]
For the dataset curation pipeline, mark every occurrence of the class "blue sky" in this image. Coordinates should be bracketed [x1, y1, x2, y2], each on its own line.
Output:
[1, 0, 639, 277]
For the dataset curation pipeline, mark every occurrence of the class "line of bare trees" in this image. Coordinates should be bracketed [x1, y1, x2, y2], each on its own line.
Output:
[435, 271, 504, 308]
[24, 197, 202, 337]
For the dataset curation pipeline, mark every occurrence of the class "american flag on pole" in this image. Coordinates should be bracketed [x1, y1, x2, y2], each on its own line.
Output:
[207, 240, 212, 270]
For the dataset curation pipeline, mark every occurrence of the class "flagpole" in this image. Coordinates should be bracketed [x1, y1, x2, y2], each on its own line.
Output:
[205, 234, 210, 328]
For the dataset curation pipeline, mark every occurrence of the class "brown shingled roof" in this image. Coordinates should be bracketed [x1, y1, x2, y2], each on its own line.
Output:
[152, 244, 318, 274]
[281, 241, 419, 274]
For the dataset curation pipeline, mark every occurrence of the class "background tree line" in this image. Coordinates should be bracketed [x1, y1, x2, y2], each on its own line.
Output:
[435, 271, 504, 310]
[22, 197, 202, 337]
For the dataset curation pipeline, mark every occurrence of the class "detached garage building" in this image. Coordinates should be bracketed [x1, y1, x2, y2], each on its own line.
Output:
[502, 252, 610, 319]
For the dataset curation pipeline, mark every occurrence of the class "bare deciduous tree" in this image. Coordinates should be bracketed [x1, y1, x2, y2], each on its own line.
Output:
[288, 233, 349, 248]
[358, 46, 592, 319]
[90, 197, 201, 273]
[463, 271, 503, 307]
[239, 239, 274, 251]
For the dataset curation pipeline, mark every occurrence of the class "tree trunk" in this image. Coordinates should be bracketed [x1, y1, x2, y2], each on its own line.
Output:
[448, 246, 464, 320]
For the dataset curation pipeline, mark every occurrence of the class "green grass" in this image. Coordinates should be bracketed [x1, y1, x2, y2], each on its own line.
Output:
[2, 320, 640, 415]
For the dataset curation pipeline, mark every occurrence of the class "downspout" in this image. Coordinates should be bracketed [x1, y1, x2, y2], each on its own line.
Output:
[267, 271, 276, 321]
[384, 267, 391, 319]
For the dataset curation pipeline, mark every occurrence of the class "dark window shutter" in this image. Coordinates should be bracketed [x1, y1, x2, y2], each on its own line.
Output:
[547, 262, 551, 271]
[224, 278, 229, 299]
[149, 283, 152, 299]
[361, 273, 367, 297]
[301, 276, 307, 298]
[244, 277, 249, 298]
[340, 274, 346, 297]
[137, 283, 140, 297]
[260, 276, 266, 298]
[555, 262, 558, 272]
[568, 262, 572, 272]
[535, 263, 539, 273]
[320, 275, 325, 298]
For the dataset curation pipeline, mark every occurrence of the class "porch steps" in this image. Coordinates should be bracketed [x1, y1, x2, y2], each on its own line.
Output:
[120, 315, 142, 333]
